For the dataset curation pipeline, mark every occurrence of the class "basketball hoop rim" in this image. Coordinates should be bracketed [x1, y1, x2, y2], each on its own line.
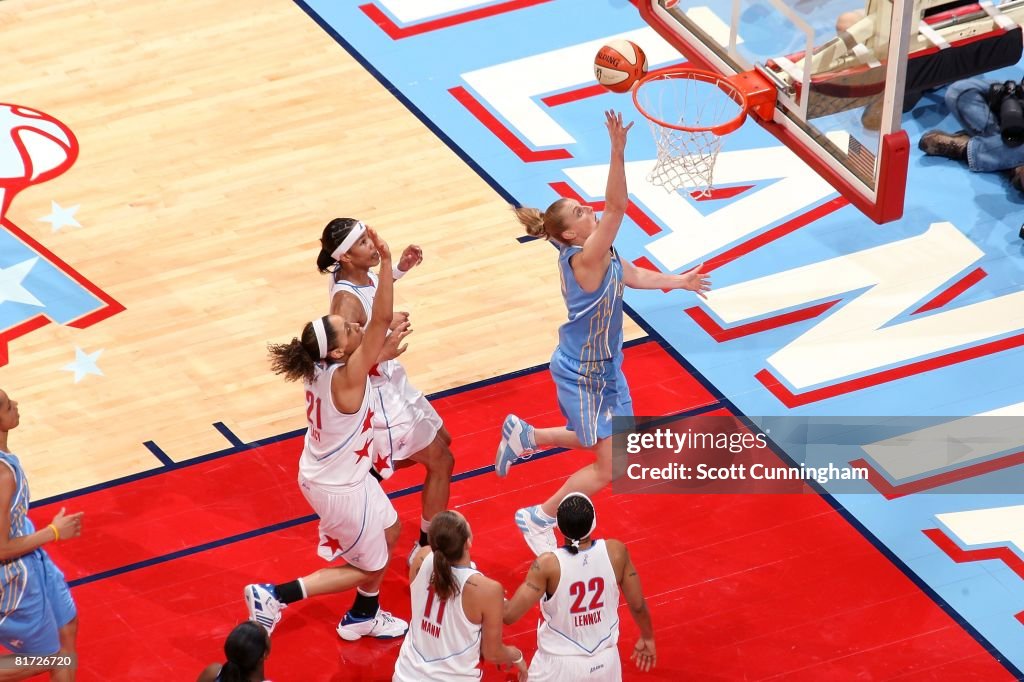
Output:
[632, 67, 749, 136]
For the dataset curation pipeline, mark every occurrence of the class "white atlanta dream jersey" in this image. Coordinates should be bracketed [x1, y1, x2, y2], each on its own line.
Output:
[537, 540, 620, 657]
[298, 361, 378, 487]
[394, 554, 484, 681]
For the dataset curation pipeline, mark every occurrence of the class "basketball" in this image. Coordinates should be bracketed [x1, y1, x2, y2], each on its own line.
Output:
[593, 40, 648, 93]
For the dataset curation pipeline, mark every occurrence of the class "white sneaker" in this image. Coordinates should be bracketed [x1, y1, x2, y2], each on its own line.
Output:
[496, 414, 536, 477]
[245, 583, 285, 635]
[336, 608, 408, 641]
[515, 505, 557, 556]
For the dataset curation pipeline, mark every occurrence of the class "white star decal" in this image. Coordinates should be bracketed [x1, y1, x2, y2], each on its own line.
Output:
[39, 201, 81, 232]
[0, 258, 43, 306]
[61, 347, 104, 383]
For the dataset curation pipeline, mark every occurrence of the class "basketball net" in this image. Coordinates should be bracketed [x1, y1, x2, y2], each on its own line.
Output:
[633, 69, 748, 197]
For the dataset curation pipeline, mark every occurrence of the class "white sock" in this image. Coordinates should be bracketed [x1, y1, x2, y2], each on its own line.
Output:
[420, 517, 431, 534]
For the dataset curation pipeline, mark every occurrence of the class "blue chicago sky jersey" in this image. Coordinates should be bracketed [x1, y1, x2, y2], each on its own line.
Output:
[556, 245, 624, 364]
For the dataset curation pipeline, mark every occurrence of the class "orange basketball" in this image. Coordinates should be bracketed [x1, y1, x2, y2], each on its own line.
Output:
[594, 40, 648, 94]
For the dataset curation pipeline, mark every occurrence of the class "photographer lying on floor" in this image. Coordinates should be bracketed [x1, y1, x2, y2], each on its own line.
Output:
[920, 75, 1024, 193]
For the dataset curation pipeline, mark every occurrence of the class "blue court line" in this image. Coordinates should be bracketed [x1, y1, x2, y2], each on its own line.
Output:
[65, 399, 724, 589]
[213, 422, 244, 447]
[142, 441, 173, 468]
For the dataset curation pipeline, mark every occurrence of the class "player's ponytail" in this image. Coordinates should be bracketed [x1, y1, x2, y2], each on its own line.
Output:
[511, 199, 572, 243]
[557, 493, 597, 556]
[317, 217, 361, 272]
[219, 621, 269, 682]
[429, 511, 471, 601]
[268, 318, 338, 382]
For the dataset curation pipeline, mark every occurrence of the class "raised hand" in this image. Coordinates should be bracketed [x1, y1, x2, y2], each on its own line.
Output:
[380, 320, 412, 361]
[390, 311, 410, 331]
[398, 245, 423, 273]
[605, 109, 634, 150]
[366, 226, 391, 263]
[677, 263, 711, 299]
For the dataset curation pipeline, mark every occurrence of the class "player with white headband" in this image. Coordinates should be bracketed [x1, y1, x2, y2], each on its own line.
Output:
[316, 217, 454, 564]
[244, 227, 410, 643]
[503, 492, 657, 680]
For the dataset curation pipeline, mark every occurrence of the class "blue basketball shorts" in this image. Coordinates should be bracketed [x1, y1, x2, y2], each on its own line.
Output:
[550, 347, 633, 448]
[0, 550, 77, 655]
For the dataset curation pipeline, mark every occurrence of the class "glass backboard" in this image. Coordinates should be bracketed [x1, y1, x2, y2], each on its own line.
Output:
[638, 0, 1024, 223]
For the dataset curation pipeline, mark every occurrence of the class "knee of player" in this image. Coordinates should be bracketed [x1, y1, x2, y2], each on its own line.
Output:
[424, 441, 454, 474]
[58, 616, 79, 645]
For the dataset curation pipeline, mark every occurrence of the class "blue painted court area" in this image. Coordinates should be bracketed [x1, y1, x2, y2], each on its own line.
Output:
[0, 229, 108, 330]
[299, 0, 1024, 672]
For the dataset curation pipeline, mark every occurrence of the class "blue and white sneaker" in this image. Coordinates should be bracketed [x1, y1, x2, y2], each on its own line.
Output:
[495, 414, 537, 477]
[337, 608, 409, 641]
[515, 505, 558, 556]
[245, 583, 285, 635]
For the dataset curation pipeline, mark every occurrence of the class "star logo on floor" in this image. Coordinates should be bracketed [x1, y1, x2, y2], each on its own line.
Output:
[62, 347, 103, 383]
[38, 201, 81, 232]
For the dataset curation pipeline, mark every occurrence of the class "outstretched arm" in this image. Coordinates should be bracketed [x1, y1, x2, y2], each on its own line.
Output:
[575, 111, 633, 280]
[342, 227, 395, 379]
[622, 261, 711, 299]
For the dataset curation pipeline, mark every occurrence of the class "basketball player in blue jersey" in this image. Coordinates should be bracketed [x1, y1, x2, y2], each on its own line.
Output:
[244, 228, 408, 642]
[393, 511, 526, 681]
[497, 110, 711, 554]
[0, 390, 83, 681]
[503, 493, 656, 680]
[317, 219, 454, 563]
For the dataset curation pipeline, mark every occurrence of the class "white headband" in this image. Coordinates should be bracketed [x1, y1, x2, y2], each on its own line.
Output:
[559, 492, 597, 547]
[311, 317, 328, 359]
[330, 221, 367, 261]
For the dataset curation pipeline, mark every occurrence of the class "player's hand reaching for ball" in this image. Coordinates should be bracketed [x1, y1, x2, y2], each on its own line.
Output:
[605, 109, 634, 151]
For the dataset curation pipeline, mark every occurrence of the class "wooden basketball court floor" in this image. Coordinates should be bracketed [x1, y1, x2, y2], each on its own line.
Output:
[1, 0, 1022, 679]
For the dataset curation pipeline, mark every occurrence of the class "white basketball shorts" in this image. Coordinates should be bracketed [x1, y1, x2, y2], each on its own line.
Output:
[529, 647, 622, 682]
[371, 362, 443, 464]
[299, 474, 398, 572]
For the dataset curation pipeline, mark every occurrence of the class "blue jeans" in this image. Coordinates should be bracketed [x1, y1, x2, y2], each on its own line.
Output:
[945, 77, 1024, 172]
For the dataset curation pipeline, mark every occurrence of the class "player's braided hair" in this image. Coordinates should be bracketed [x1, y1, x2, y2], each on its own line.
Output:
[429, 511, 471, 601]
[557, 494, 595, 556]
[316, 217, 361, 272]
[267, 319, 338, 382]
[218, 620, 268, 682]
